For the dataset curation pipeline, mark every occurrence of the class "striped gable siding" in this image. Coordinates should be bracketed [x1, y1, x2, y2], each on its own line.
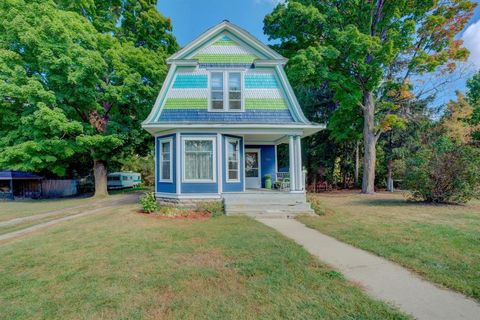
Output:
[191, 36, 259, 65]
[156, 68, 296, 123]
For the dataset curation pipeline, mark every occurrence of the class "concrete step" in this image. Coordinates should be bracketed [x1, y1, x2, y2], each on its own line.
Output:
[223, 193, 306, 204]
[225, 202, 312, 211]
[225, 203, 314, 216]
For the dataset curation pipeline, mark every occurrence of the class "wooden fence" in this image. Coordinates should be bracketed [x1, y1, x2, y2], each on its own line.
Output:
[41, 180, 77, 198]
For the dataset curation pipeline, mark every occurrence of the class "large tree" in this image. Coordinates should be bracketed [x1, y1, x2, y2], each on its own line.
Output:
[0, 0, 177, 196]
[264, 0, 476, 193]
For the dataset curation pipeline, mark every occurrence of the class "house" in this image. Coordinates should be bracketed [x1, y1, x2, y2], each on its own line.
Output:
[142, 21, 323, 213]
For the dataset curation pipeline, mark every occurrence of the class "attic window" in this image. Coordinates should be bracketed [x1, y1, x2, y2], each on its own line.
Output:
[209, 71, 243, 112]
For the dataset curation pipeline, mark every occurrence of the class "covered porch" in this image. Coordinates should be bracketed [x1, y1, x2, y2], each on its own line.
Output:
[243, 131, 306, 193]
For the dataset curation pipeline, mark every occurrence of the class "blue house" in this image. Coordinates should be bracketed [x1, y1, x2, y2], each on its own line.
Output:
[142, 21, 323, 207]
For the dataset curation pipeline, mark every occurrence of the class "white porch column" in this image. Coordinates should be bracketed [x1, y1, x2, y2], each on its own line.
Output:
[288, 135, 297, 191]
[294, 136, 303, 191]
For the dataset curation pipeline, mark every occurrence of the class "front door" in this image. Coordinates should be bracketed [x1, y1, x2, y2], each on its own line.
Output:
[245, 149, 261, 189]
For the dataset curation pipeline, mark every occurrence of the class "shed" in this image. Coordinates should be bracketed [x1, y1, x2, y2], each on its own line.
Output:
[0, 170, 43, 200]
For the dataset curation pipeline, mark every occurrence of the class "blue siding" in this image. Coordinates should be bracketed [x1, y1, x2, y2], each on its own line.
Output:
[245, 75, 279, 88]
[159, 110, 294, 123]
[180, 133, 219, 194]
[156, 134, 176, 193]
[222, 135, 244, 192]
[172, 74, 208, 88]
[246, 144, 277, 188]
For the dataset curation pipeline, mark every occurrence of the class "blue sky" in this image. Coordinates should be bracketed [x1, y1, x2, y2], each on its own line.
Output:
[157, 0, 480, 106]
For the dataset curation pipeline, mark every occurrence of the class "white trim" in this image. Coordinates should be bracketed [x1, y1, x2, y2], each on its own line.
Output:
[143, 63, 177, 124]
[154, 136, 158, 193]
[295, 136, 302, 191]
[245, 148, 262, 189]
[225, 136, 241, 183]
[217, 133, 223, 193]
[289, 135, 296, 191]
[181, 136, 217, 183]
[208, 70, 245, 112]
[242, 136, 246, 192]
[159, 137, 173, 183]
[175, 132, 181, 194]
[275, 65, 310, 123]
[167, 21, 286, 63]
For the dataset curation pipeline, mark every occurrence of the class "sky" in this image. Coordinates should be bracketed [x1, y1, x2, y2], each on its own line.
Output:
[157, 0, 480, 106]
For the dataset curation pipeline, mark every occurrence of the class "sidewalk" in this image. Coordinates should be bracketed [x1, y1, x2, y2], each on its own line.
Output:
[257, 218, 480, 320]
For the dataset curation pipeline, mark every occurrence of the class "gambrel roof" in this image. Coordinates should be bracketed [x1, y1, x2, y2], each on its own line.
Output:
[142, 21, 324, 135]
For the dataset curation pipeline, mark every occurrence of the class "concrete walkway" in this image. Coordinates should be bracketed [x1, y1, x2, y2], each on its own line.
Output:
[258, 218, 480, 320]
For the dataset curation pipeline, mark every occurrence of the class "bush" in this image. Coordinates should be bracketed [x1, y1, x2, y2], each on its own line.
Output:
[405, 137, 480, 204]
[139, 192, 159, 213]
[307, 194, 326, 215]
[197, 201, 224, 217]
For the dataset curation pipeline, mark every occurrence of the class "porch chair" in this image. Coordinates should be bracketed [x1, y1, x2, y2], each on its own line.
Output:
[274, 172, 290, 191]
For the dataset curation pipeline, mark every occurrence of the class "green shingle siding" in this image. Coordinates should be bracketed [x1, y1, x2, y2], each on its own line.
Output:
[192, 54, 258, 64]
[245, 98, 288, 110]
[164, 98, 208, 109]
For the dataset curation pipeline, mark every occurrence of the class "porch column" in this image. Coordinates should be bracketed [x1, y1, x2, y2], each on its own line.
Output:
[294, 136, 303, 191]
[288, 135, 297, 191]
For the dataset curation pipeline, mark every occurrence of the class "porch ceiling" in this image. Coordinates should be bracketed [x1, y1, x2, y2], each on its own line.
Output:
[243, 133, 289, 145]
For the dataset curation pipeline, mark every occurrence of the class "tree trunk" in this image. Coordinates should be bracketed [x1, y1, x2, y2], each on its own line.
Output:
[362, 91, 377, 194]
[387, 159, 394, 192]
[93, 159, 108, 197]
[354, 140, 359, 187]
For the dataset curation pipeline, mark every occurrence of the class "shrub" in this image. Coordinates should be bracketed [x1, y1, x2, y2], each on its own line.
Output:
[139, 192, 159, 213]
[307, 194, 326, 215]
[405, 137, 480, 204]
[197, 201, 224, 217]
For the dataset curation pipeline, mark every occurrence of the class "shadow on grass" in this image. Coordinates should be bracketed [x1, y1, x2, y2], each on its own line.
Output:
[351, 197, 468, 208]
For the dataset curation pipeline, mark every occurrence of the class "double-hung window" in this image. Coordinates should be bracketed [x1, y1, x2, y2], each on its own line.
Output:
[159, 139, 172, 182]
[226, 137, 240, 182]
[183, 137, 216, 182]
[210, 71, 242, 111]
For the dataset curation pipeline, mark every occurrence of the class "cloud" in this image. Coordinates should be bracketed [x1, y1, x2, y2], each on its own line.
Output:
[462, 20, 480, 69]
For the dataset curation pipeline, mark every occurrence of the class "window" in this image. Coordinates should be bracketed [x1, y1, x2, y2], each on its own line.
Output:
[228, 73, 242, 110]
[211, 72, 224, 110]
[183, 137, 216, 182]
[209, 71, 243, 111]
[160, 139, 172, 182]
[226, 138, 240, 182]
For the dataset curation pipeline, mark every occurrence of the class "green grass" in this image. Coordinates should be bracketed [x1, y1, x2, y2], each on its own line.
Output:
[0, 204, 409, 319]
[0, 197, 95, 222]
[299, 191, 480, 301]
[108, 186, 151, 195]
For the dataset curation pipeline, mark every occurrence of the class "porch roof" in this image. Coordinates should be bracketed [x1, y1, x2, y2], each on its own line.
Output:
[143, 123, 325, 140]
[0, 170, 43, 180]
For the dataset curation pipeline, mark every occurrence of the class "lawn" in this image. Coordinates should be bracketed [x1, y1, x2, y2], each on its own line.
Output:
[0, 202, 409, 319]
[0, 191, 139, 222]
[299, 191, 480, 301]
[0, 197, 95, 222]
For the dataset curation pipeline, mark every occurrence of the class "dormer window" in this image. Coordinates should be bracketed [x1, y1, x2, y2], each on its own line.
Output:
[209, 71, 243, 111]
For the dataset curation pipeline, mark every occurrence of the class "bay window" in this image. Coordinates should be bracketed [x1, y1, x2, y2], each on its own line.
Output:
[210, 71, 243, 111]
[183, 137, 216, 182]
[226, 137, 240, 182]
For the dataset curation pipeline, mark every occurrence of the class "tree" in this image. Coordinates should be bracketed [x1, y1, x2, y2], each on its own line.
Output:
[0, 0, 176, 196]
[405, 136, 480, 203]
[466, 71, 480, 143]
[264, 0, 476, 193]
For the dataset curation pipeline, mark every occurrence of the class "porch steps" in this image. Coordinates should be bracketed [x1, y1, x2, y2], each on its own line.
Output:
[222, 192, 314, 218]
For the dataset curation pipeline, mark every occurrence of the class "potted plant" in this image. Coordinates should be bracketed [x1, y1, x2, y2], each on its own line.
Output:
[265, 174, 272, 189]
